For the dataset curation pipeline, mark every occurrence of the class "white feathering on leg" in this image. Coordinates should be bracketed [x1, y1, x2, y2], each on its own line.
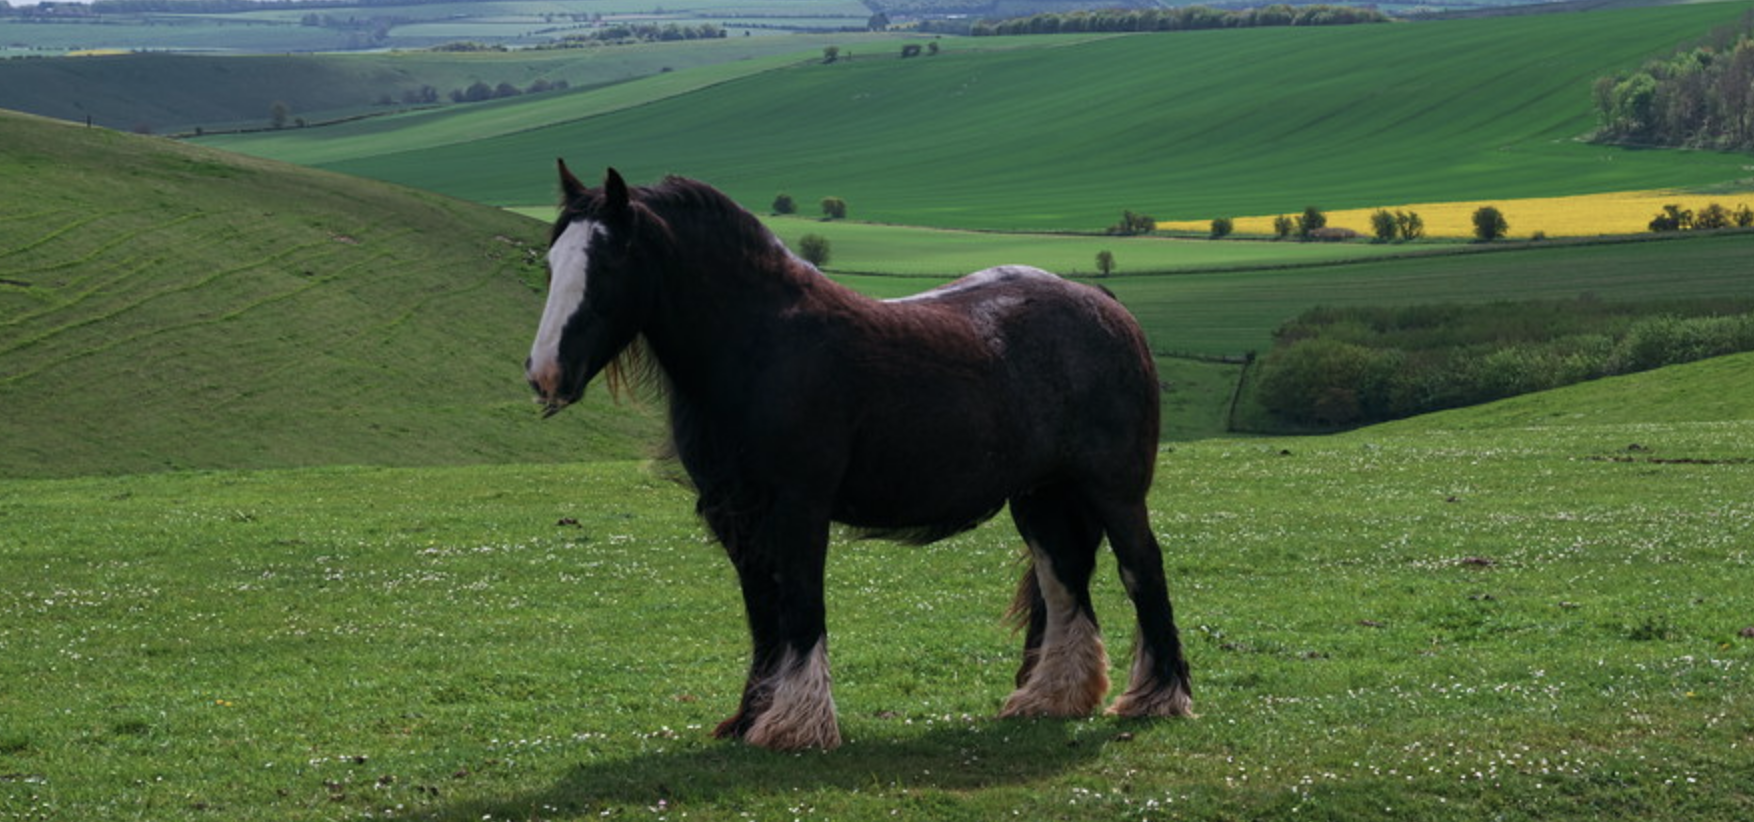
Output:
[1001, 549, 1109, 717]
[745, 640, 842, 751]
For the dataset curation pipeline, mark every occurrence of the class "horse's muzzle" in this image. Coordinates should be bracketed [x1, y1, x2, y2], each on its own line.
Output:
[526, 359, 579, 418]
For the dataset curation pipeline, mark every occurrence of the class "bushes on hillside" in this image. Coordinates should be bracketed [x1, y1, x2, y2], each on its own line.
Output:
[1108, 210, 1156, 236]
[1249, 298, 1754, 428]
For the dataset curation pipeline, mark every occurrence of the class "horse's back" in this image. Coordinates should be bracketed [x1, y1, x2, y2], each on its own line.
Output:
[852, 265, 1160, 504]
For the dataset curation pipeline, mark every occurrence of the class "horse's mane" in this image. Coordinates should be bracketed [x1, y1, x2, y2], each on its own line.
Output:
[639, 176, 797, 271]
[564, 175, 798, 406]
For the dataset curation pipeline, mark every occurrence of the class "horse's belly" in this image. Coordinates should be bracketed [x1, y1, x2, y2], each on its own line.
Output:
[829, 437, 1025, 531]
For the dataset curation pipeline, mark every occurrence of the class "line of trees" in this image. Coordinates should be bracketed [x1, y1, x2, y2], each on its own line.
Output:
[1250, 297, 1754, 428]
[934, 5, 1388, 37]
[564, 22, 726, 45]
[1591, 10, 1754, 150]
[1647, 202, 1754, 232]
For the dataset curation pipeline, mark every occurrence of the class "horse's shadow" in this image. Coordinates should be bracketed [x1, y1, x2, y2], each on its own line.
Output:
[426, 719, 1117, 820]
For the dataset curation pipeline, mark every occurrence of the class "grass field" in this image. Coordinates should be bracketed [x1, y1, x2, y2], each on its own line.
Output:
[3, 353, 1750, 821]
[203, 3, 1754, 233]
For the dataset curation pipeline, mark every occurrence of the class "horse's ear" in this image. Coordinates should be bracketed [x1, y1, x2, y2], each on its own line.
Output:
[603, 167, 631, 218]
[557, 158, 587, 202]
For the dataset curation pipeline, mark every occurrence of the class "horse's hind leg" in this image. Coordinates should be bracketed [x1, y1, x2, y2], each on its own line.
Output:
[1094, 498, 1194, 718]
[1001, 484, 1110, 718]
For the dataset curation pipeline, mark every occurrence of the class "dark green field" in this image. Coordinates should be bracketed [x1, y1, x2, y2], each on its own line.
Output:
[199, 3, 1754, 231]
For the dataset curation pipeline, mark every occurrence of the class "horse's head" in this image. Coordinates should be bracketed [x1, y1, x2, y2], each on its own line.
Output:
[526, 162, 657, 417]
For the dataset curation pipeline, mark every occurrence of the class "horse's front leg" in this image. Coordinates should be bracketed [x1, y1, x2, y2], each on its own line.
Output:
[707, 496, 840, 751]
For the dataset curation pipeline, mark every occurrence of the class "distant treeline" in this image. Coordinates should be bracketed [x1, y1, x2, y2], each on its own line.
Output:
[79, 0, 464, 11]
[1592, 10, 1754, 151]
[562, 23, 729, 45]
[1250, 297, 1754, 428]
[917, 5, 1388, 37]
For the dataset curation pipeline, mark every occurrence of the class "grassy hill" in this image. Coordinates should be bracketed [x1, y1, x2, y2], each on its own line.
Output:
[0, 109, 659, 480]
[0, 35, 896, 135]
[201, 3, 1754, 231]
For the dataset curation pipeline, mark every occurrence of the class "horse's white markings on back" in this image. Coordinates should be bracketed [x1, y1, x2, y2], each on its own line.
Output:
[529, 219, 601, 379]
[883, 264, 1058, 305]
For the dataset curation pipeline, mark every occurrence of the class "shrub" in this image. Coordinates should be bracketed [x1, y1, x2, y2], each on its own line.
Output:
[1273, 215, 1294, 240]
[1255, 338, 1386, 426]
[820, 197, 847, 220]
[1370, 209, 1397, 242]
[1107, 210, 1155, 236]
[1695, 202, 1732, 230]
[1648, 204, 1692, 232]
[1472, 206, 1508, 241]
[1210, 217, 1234, 239]
[796, 233, 831, 267]
[1396, 210, 1424, 241]
[1296, 206, 1327, 240]
[1096, 250, 1115, 277]
[772, 193, 796, 215]
[1307, 226, 1358, 242]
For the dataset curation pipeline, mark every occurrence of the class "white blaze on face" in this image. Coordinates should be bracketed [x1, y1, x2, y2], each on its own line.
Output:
[528, 220, 602, 392]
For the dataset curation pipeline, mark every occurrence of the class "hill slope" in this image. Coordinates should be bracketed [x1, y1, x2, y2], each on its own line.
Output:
[206, 3, 1754, 231]
[0, 35, 892, 135]
[0, 110, 657, 479]
[1365, 348, 1754, 433]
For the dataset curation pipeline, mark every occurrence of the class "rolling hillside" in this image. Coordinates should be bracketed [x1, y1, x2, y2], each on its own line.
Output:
[201, 3, 1754, 231]
[0, 34, 895, 135]
[0, 110, 658, 480]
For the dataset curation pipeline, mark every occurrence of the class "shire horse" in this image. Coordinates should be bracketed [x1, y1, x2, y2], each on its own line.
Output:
[526, 164, 1193, 750]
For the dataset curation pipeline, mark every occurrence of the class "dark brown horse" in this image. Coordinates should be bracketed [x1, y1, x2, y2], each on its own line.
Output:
[526, 165, 1192, 750]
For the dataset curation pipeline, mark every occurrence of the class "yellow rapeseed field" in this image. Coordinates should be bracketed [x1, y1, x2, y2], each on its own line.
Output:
[1159, 190, 1754, 239]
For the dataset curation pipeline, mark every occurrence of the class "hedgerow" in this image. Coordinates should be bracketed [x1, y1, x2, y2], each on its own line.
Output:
[1251, 297, 1754, 427]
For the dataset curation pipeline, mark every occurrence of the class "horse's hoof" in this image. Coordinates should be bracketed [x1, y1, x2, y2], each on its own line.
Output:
[1106, 683, 1195, 719]
[745, 716, 842, 751]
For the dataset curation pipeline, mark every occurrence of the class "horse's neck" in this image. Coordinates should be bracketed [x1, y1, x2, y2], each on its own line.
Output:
[643, 231, 849, 391]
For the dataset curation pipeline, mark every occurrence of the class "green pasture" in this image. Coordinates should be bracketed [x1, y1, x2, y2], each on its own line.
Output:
[260, 4, 1754, 231]
[4, 355, 1751, 821]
